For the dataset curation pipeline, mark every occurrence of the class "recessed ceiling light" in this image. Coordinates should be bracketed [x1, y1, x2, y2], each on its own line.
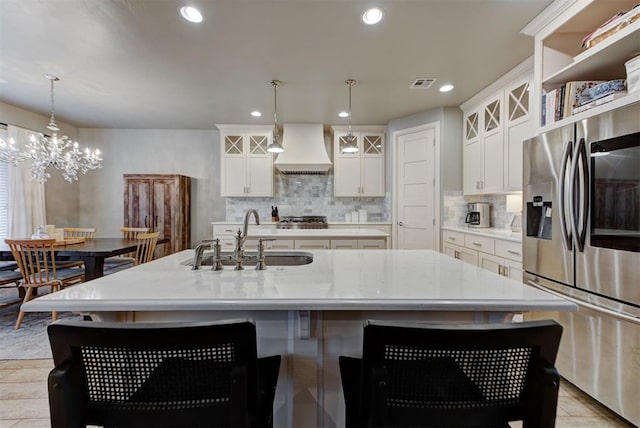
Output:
[362, 8, 383, 25]
[439, 84, 454, 92]
[180, 6, 203, 23]
[251, 111, 262, 117]
[339, 111, 349, 118]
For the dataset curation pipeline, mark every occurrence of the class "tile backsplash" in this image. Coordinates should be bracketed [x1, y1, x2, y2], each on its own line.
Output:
[443, 191, 518, 229]
[225, 174, 391, 222]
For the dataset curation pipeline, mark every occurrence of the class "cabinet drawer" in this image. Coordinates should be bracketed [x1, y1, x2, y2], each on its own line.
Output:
[267, 240, 294, 250]
[442, 230, 465, 246]
[330, 239, 358, 250]
[213, 225, 240, 236]
[464, 234, 495, 254]
[294, 239, 330, 250]
[357, 239, 387, 249]
[495, 240, 522, 262]
[219, 238, 236, 251]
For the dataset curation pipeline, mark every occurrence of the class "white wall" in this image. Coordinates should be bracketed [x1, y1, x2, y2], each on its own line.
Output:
[77, 128, 221, 244]
[0, 101, 80, 227]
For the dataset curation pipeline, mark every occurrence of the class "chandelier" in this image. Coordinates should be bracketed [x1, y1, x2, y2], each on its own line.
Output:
[266, 79, 284, 153]
[341, 79, 358, 154]
[0, 75, 103, 183]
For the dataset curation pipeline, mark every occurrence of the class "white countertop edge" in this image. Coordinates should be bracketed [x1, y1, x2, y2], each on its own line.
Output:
[441, 226, 522, 243]
[23, 298, 576, 313]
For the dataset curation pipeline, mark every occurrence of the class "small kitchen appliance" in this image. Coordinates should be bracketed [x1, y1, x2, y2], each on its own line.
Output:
[465, 202, 490, 228]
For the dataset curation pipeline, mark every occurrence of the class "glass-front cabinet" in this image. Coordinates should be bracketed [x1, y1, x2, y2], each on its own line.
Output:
[218, 125, 274, 197]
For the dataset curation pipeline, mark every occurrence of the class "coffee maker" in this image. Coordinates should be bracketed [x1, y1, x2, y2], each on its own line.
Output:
[465, 202, 490, 228]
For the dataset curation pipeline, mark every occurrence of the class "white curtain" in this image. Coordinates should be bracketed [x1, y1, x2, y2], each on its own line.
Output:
[7, 125, 46, 238]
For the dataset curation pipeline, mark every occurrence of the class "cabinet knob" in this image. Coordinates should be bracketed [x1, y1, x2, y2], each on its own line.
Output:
[398, 221, 404, 226]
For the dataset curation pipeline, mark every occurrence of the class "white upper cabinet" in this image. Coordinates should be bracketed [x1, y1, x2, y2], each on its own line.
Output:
[461, 57, 533, 195]
[504, 76, 533, 191]
[522, 0, 640, 132]
[480, 92, 505, 194]
[218, 125, 274, 197]
[331, 126, 386, 197]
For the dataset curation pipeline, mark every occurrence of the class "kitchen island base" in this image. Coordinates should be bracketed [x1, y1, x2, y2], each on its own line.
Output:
[85, 309, 519, 428]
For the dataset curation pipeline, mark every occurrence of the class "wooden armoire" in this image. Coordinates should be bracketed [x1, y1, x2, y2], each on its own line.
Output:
[123, 174, 191, 254]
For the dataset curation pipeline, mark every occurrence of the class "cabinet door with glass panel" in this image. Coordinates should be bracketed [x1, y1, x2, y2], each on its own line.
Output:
[480, 92, 505, 194]
[504, 77, 532, 191]
[332, 126, 386, 197]
[462, 107, 482, 195]
[218, 125, 274, 197]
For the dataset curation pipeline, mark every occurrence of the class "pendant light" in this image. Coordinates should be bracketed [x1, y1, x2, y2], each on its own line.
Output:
[341, 79, 358, 154]
[267, 80, 284, 153]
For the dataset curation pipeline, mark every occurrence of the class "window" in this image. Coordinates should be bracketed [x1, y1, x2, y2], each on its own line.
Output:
[0, 127, 9, 238]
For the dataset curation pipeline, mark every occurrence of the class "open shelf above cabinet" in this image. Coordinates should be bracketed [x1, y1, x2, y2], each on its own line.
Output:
[528, 0, 640, 131]
[543, 20, 640, 87]
[539, 90, 640, 133]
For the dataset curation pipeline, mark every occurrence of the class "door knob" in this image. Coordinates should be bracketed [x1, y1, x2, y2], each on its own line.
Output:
[398, 221, 404, 226]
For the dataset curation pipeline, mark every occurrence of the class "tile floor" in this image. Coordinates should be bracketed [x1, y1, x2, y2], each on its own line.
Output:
[0, 358, 634, 427]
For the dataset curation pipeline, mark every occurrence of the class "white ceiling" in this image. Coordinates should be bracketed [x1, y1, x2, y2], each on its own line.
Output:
[0, 0, 553, 130]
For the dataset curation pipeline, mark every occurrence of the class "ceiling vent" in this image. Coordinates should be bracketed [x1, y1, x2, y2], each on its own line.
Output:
[409, 78, 436, 89]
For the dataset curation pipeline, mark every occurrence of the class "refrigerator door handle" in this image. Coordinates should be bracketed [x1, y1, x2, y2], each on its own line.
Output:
[559, 140, 573, 251]
[569, 138, 589, 252]
[577, 138, 589, 251]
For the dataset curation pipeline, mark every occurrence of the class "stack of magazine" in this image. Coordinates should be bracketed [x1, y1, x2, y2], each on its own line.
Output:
[542, 79, 627, 126]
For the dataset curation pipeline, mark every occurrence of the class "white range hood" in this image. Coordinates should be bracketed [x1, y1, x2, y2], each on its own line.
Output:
[273, 123, 332, 174]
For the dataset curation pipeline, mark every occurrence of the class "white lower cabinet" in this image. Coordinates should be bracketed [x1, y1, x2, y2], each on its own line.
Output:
[213, 224, 388, 250]
[442, 229, 522, 282]
[442, 242, 479, 265]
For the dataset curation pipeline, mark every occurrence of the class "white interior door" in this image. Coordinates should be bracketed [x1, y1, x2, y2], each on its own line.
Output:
[396, 128, 436, 249]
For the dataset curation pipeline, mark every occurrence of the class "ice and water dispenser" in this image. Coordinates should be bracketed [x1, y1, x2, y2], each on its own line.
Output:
[526, 184, 552, 240]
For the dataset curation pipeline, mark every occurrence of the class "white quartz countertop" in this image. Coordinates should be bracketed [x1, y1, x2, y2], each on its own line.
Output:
[441, 226, 522, 243]
[23, 250, 574, 313]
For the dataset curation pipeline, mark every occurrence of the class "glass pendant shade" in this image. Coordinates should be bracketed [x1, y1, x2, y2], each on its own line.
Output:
[0, 74, 103, 183]
[267, 80, 284, 153]
[268, 132, 284, 153]
[341, 79, 359, 154]
[341, 134, 358, 153]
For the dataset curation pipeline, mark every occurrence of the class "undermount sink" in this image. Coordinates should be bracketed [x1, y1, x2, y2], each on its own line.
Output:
[190, 251, 313, 267]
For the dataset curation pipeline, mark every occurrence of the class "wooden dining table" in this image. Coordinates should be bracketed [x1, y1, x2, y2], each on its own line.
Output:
[0, 238, 154, 281]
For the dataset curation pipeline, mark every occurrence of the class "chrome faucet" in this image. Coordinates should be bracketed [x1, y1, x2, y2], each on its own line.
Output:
[234, 209, 260, 270]
[192, 240, 213, 270]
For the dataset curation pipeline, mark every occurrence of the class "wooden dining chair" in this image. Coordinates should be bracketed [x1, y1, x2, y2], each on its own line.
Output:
[103, 227, 151, 273]
[63, 227, 96, 239]
[120, 226, 150, 239]
[0, 268, 25, 309]
[134, 232, 160, 265]
[5, 238, 85, 329]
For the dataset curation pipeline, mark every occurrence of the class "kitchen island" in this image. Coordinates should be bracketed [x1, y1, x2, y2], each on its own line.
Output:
[23, 249, 575, 428]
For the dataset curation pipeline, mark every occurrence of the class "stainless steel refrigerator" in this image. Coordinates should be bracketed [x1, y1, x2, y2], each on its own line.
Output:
[523, 102, 640, 426]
